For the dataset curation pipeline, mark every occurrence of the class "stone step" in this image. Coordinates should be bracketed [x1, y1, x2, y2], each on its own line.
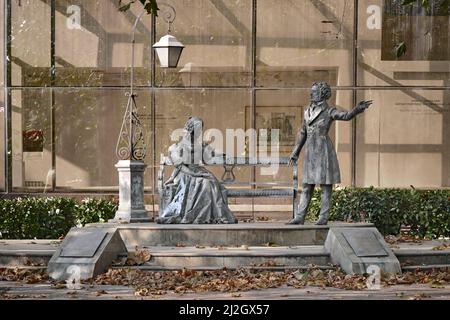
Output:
[120, 245, 332, 269]
[92, 222, 374, 247]
[393, 248, 450, 267]
[0, 240, 60, 267]
[114, 265, 337, 272]
[402, 264, 450, 271]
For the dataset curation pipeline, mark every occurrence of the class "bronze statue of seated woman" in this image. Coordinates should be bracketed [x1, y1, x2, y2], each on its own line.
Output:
[156, 117, 238, 224]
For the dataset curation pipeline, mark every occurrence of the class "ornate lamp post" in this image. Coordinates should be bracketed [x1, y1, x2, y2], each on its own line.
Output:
[112, 3, 183, 223]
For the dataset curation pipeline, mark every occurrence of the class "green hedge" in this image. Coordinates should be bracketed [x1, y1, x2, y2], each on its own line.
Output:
[0, 197, 117, 239]
[0, 188, 449, 239]
[307, 187, 450, 238]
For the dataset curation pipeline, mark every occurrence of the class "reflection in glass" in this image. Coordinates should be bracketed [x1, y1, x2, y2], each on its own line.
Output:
[358, 0, 450, 86]
[11, 0, 152, 87]
[356, 90, 450, 188]
[11, 1, 51, 87]
[256, 0, 354, 87]
[0, 3, 4, 87]
[55, 89, 151, 190]
[0, 91, 4, 190]
[155, 0, 252, 87]
[55, 0, 152, 86]
[11, 89, 52, 191]
[11, 88, 152, 191]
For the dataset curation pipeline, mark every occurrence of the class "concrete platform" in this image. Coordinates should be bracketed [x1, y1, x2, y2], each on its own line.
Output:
[1, 224, 448, 274]
[88, 222, 374, 247]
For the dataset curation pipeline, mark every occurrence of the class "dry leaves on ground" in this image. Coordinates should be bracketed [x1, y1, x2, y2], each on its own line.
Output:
[432, 243, 450, 251]
[125, 247, 151, 266]
[0, 293, 47, 299]
[93, 268, 290, 296]
[384, 235, 425, 245]
[92, 267, 450, 296]
[0, 268, 48, 284]
[1, 266, 448, 297]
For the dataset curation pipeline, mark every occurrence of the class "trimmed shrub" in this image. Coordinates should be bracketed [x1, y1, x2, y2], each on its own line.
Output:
[0, 197, 117, 239]
[307, 187, 450, 238]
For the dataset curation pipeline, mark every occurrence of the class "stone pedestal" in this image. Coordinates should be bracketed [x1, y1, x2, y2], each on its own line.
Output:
[112, 160, 150, 223]
[324, 227, 401, 274]
[47, 227, 127, 281]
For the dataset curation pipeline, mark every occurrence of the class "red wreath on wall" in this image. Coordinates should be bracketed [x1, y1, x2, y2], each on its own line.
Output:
[23, 129, 44, 152]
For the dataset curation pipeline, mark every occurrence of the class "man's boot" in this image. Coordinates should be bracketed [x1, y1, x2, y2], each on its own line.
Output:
[287, 184, 314, 225]
[316, 184, 332, 225]
[286, 212, 306, 225]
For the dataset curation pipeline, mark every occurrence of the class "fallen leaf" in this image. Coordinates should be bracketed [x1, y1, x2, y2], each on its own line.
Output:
[293, 270, 308, 281]
[263, 242, 278, 247]
[408, 293, 430, 300]
[135, 288, 149, 296]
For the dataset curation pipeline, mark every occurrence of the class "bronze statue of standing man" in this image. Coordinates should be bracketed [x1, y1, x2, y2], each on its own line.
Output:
[288, 81, 373, 225]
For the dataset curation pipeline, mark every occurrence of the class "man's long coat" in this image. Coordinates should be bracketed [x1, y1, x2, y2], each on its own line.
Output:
[291, 101, 365, 185]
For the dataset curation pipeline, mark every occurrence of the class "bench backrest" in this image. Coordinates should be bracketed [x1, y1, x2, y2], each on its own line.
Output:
[159, 155, 295, 166]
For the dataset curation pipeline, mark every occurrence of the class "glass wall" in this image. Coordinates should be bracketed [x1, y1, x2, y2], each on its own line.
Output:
[356, 89, 450, 188]
[1, 0, 449, 200]
[55, 0, 152, 87]
[257, 0, 354, 87]
[155, 0, 252, 87]
[0, 1, 4, 191]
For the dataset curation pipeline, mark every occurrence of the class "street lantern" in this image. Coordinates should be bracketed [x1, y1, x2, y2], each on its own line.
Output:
[153, 3, 183, 68]
[153, 34, 184, 68]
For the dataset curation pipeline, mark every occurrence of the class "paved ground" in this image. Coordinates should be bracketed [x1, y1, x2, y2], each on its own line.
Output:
[0, 235, 448, 300]
[0, 281, 449, 300]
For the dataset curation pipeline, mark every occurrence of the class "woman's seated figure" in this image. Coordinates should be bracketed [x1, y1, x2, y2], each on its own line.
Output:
[156, 117, 238, 224]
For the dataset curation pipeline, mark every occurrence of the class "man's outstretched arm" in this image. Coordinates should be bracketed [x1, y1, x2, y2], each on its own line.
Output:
[330, 100, 373, 121]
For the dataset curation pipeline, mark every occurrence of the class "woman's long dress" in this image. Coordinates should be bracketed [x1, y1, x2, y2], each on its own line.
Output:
[156, 141, 237, 224]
